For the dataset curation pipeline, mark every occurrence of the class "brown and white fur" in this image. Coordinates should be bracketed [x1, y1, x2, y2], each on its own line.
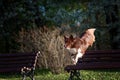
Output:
[64, 28, 96, 64]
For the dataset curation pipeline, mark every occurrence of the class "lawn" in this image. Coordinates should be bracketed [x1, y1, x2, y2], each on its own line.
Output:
[0, 69, 120, 80]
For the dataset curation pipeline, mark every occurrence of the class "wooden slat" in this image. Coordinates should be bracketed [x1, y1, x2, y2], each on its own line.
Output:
[0, 68, 21, 73]
[0, 57, 35, 62]
[65, 62, 120, 71]
[78, 58, 120, 62]
[0, 64, 33, 68]
[83, 54, 120, 58]
[0, 52, 36, 56]
[86, 50, 120, 54]
[0, 60, 34, 65]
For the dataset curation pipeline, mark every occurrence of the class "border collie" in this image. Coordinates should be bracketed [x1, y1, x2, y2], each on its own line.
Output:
[64, 28, 96, 64]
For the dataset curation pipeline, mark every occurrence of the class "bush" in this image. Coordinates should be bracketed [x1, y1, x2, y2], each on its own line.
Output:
[16, 27, 72, 74]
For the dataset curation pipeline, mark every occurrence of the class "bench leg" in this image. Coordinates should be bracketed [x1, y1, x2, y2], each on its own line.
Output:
[21, 67, 35, 80]
[69, 70, 81, 80]
[22, 75, 26, 80]
[22, 74, 35, 80]
[29, 74, 35, 80]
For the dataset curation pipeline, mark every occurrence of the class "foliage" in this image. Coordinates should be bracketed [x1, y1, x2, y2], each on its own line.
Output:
[1, 0, 120, 29]
[0, 0, 46, 52]
[0, 0, 120, 52]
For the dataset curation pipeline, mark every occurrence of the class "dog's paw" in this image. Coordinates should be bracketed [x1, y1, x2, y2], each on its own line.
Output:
[73, 61, 77, 65]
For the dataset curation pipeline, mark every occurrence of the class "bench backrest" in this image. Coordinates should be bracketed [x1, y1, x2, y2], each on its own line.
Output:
[0, 52, 39, 73]
[77, 50, 120, 69]
[79, 50, 120, 62]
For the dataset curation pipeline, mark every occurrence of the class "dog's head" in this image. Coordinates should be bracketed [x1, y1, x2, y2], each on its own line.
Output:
[64, 35, 75, 49]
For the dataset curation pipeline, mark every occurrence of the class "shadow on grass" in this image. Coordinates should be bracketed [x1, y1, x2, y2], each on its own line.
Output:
[0, 73, 21, 79]
[88, 69, 120, 72]
[35, 68, 52, 75]
[0, 68, 52, 79]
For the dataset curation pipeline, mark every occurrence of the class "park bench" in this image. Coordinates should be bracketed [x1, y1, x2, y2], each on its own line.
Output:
[0, 51, 39, 80]
[65, 50, 120, 80]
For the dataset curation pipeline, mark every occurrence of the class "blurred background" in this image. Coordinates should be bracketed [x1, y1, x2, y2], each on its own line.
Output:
[0, 0, 120, 73]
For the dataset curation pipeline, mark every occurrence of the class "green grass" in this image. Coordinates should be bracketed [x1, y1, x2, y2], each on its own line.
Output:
[0, 69, 120, 80]
[81, 70, 120, 80]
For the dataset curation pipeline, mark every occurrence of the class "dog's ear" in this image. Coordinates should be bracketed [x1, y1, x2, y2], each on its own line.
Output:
[64, 35, 69, 42]
[64, 35, 68, 38]
[69, 35, 74, 41]
[64, 35, 69, 40]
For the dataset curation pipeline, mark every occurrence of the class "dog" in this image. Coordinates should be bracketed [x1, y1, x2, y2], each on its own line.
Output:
[64, 28, 96, 64]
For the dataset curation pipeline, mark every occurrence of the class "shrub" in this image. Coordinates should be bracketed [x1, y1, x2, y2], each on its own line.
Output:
[17, 27, 72, 74]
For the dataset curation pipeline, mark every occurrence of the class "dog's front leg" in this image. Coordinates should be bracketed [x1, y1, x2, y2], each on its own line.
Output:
[75, 52, 83, 64]
[71, 56, 76, 64]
